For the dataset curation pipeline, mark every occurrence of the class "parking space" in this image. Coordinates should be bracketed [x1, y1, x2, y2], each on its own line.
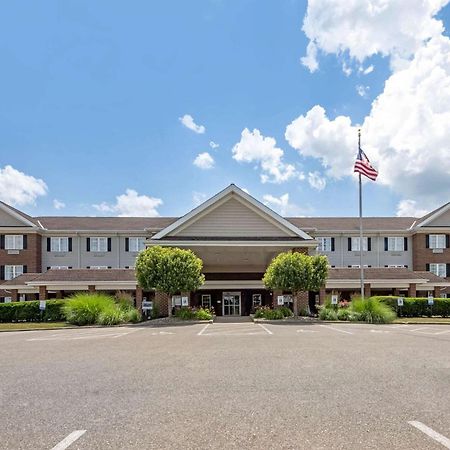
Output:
[2, 322, 450, 449]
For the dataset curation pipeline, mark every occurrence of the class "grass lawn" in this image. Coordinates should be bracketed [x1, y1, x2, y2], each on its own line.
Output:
[394, 317, 450, 324]
[0, 322, 69, 331]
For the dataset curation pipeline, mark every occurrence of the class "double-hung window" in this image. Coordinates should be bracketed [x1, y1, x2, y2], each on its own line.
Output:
[429, 263, 446, 278]
[5, 265, 24, 280]
[5, 235, 23, 250]
[128, 237, 145, 252]
[252, 294, 262, 307]
[429, 234, 446, 249]
[351, 237, 368, 251]
[317, 237, 333, 252]
[201, 294, 211, 308]
[387, 237, 404, 251]
[51, 237, 69, 252]
[90, 237, 108, 252]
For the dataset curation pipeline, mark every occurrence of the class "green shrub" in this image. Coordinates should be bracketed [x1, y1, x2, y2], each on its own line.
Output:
[337, 308, 361, 322]
[319, 307, 338, 321]
[151, 302, 160, 319]
[373, 296, 450, 317]
[254, 306, 289, 320]
[175, 307, 196, 320]
[63, 293, 116, 325]
[97, 307, 125, 326]
[194, 308, 213, 320]
[351, 297, 396, 324]
[122, 308, 142, 323]
[0, 300, 65, 322]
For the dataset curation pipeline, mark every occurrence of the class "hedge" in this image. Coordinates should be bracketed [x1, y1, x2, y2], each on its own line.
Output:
[0, 300, 66, 323]
[373, 296, 450, 317]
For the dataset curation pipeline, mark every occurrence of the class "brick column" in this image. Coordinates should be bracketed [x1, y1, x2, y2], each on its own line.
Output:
[88, 285, 96, 294]
[296, 291, 309, 314]
[11, 289, 18, 302]
[39, 286, 47, 300]
[408, 283, 417, 297]
[135, 286, 143, 310]
[434, 286, 440, 298]
[272, 290, 282, 308]
[364, 283, 371, 298]
[155, 291, 170, 317]
[319, 287, 326, 305]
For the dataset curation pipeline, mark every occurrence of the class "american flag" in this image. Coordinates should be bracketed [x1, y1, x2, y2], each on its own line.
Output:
[354, 147, 378, 181]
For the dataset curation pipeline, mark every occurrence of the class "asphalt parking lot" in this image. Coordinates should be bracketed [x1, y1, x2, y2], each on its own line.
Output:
[1, 322, 450, 449]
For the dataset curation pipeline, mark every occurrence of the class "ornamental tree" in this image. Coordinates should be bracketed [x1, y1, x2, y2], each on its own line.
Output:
[135, 246, 205, 316]
[263, 252, 328, 316]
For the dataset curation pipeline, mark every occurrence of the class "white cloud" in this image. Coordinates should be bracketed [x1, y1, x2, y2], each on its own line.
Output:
[53, 199, 65, 210]
[361, 65, 374, 75]
[288, 32, 450, 208]
[209, 141, 219, 149]
[0, 165, 47, 206]
[93, 189, 162, 217]
[263, 193, 305, 216]
[342, 62, 352, 76]
[396, 199, 430, 218]
[301, 0, 448, 72]
[232, 128, 298, 184]
[356, 84, 369, 98]
[285, 105, 357, 179]
[179, 114, 206, 134]
[308, 171, 326, 191]
[193, 152, 215, 169]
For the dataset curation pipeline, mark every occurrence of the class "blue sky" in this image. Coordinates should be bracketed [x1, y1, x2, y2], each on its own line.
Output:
[1, 1, 450, 218]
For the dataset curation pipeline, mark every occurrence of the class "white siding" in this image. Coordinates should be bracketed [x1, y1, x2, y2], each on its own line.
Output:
[425, 209, 450, 227]
[0, 209, 30, 227]
[175, 197, 294, 237]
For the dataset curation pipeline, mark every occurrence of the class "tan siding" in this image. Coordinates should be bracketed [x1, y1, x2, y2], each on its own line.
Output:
[0, 209, 29, 227]
[175, 198, 294, 237]
[425, 209, 450, 226]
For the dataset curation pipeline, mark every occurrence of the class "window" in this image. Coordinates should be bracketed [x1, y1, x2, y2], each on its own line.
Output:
[387, 237, 405, 251]
[3, 297, 11, 303]
[429, 234, 446, 249]
[5, 235, 23, 250]
[317, 237, 333, 252]
[429, 263, 446, 277]
[387, 264, 406, 268]
[350, 237, 368, 251]
[50, 237, 69, 252]
[50, 266, 69, 270]
[4, 265, 24, 280]
[349, 264, 371, 268]
[90, 237, 108, 252]
[252, 294, 262, 307]
[128, 237, 145, 252]
[201, 294, 211, 308]
[88, 266, 109, 269]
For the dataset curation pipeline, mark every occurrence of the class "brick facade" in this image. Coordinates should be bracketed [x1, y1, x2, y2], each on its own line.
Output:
[412, 233, 450, 271]
[0, 233, 42, 277]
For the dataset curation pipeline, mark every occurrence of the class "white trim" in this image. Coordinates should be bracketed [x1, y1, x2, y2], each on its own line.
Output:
[414, 202, 450, 228]
[147, 239, 317, 247]
[151, 184, 313, 241]
[0, 202, 38, 228]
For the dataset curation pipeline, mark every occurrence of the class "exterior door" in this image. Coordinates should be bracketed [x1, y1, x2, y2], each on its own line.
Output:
[222, 292, 241, 316]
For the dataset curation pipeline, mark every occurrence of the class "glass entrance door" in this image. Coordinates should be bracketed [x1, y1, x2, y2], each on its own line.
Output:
[222, 292, 241, 316]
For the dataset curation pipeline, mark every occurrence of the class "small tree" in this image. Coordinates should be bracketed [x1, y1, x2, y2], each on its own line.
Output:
[263, 252, 328, 316]
[135, 246, 205, 316]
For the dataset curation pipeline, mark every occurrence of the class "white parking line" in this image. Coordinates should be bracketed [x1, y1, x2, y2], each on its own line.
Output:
[319, 324, 353, 335]
[197, 324, 210, 335]
[258, 323, 273, 335]
[50, 430, 86, 450]
[27, 329, 140, 342]
[408, 421, 450, 448]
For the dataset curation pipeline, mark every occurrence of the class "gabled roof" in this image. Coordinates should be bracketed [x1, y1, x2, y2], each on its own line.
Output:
[151, 184, 314, 241]
[0, 201, 40, 228]
[412, 202, 450, 228]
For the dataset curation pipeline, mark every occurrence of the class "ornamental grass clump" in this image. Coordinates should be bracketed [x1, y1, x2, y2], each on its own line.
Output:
[350, 297, 396, 324]
[63, 293, 141, 326]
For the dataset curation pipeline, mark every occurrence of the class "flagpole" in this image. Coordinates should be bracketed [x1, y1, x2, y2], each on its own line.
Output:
[358, 129, 364, 299]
